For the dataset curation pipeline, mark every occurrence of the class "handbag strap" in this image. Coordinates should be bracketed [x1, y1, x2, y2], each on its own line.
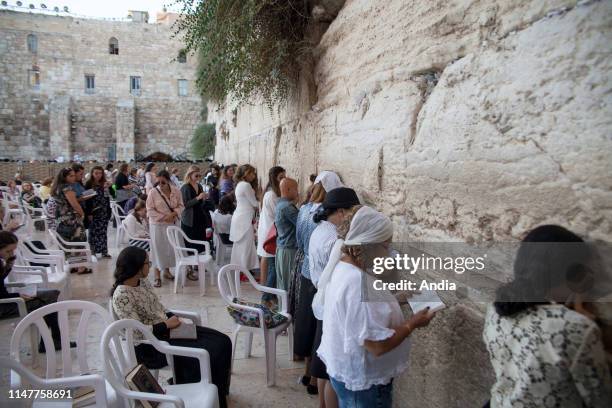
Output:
[155, 187, 175, 213]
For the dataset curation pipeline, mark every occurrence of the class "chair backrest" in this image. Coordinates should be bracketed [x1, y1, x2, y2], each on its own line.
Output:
[111, 202, 126, 224]
[217, 264, 258, 304]
[108, 298, 119, 321]
[166, 226, 189, 259]
[10, 300, 112, 381]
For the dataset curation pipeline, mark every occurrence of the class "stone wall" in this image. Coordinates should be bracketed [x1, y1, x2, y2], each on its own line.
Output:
[0, 9, 202, 161]
[210, 0, 612, 406]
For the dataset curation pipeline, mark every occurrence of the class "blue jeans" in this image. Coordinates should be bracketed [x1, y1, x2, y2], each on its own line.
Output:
[330, 377, 393, 408]
[261, 256, 276, 302]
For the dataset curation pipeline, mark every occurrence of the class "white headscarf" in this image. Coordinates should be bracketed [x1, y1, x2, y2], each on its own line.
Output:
[314, 171, 343, 192]
[312, 206, 393, 319]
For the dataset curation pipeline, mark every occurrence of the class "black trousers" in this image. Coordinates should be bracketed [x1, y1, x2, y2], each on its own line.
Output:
[135, 326, 232, 408]
[0, 289, 61, 342]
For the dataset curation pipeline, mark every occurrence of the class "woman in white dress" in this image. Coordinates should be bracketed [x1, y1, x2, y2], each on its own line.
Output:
[230, 164, 260, 271]
[257, 166, 285, 287]
[144, 162, 158, 195]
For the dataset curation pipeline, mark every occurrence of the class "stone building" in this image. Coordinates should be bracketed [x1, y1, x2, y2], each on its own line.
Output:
[210, 0, 612, 406]
[0, 7, 202, 161]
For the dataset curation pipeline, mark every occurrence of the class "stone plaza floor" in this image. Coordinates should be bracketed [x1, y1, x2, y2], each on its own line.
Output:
[0, 231, 316, 408]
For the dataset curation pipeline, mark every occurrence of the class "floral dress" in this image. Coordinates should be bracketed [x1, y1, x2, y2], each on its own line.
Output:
[483, 304, 612, 407]
[54, 184, 86, 245]
[85, 184, 111, 255]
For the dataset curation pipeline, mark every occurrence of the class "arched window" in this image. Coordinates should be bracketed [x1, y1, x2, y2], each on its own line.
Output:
[177, 50, 187, 63]
[27, 34, 37, 53]
[109, 37, 119, 55]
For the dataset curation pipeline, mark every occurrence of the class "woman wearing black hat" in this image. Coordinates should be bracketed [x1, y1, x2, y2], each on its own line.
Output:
[308, 187, 360, 408]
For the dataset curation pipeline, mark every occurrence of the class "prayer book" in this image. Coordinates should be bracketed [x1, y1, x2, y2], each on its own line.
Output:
[125, 364, 165, 408]
[408, 290, 446, 314]
[169, 318, 197, 340]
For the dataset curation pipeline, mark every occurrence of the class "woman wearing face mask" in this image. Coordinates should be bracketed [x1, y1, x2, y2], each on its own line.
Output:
[317, 206, 435, 408]
[146, 170, 184, 287]
[308, 187, 360, 408]
[111, 246, 232, 408]
[483, 225, 612, 407]
[0, 231, 75, 352]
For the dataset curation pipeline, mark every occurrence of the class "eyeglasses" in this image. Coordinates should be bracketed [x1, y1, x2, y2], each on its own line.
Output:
[195, 174, 202, 179]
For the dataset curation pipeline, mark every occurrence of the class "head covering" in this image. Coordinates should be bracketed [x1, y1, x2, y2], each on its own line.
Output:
[322, 187, 360, 210]
[314, 171, 343, 192]
[344, 206, 393, 245]
[312, 206, 393, 319]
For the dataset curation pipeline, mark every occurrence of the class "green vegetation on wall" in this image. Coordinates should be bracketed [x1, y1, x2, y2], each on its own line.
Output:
[174, 0, 310, 107]
[191, 123, 216, 159]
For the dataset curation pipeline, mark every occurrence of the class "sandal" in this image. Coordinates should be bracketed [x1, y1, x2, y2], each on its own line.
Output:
[77, 268, 92, 275]
[186, 270, 199, 281]
[153, 278, 162, 288]
[163, 271, 175, 281]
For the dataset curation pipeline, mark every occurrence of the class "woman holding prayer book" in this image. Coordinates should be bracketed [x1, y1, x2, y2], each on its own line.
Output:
[111, 246, 232, 408]
[317, 206, 435, 408]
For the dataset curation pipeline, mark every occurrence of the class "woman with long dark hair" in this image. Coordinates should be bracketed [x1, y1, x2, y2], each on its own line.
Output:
[257, 166, 285, 292]
[483, 225, 611, 407]
[84, 166, 111, 258]
[111, 246, 232, 408]
[51, 167, 90, 274]
[218, 165, 235, 198]
[144, 162, 158, 195]
[229, 164, 259, 271]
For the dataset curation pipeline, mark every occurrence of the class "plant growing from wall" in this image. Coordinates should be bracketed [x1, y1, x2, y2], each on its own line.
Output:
[174, 0, 310, 107]
[191, 123, 216, 159]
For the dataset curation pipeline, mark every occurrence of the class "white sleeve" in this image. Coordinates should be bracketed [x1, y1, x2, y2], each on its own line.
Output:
[344, 299, 396, 353]
[240, 182, 259, 208]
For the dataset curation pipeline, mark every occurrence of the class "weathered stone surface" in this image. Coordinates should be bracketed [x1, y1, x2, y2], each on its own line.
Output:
[0, 10, 202, 160]
[211, 1, 612, 406]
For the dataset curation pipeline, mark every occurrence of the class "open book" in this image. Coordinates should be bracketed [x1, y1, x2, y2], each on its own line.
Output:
[169, 317, 197, 340]
[125, 364, 165, 408]
[81, 189, 97, 199]
[408, 290, 446, 314]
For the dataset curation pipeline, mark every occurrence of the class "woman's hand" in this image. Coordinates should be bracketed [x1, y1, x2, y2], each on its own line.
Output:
[165, 316, 181, 329]
[405, 308, 435, 331]
[196, 192, 206, 201]
[20, 294, 33, 301]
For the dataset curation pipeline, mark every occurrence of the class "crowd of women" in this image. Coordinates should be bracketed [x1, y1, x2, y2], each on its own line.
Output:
[1, 161, 611, 408]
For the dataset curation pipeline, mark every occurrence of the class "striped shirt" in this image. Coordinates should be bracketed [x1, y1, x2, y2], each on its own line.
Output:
[308, 220, 338, 288]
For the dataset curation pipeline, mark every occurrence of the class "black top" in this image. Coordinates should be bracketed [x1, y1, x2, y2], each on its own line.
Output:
[0, 257, 19, 299]
[115, 173, 130, 190]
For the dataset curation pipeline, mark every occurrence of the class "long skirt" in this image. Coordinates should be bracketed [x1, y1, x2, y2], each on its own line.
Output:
[275, 247, 297, 291]
[135, 326, 232, 408]
[150, 223, 176, 270]
[288, 250, 304, 319]
[88, 215, 109, 255]
[181, 221, 207, 254]
[230, 230, 258, 271]
[293, 274, 317, 358]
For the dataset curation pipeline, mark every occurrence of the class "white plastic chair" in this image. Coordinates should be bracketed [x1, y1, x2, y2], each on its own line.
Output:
[101, 319, 219, 408]
[0, 357, 109, 407]
[210, 212, 232, 267]
[16, 241, 71, 299]
[22, 202, 48, 234]
[110, 203, 127, 247]
[49, 230, 98, 273]
[0, 292, 39, 367]
[217, 264, 292, 386]
[166, 226, 214, 296]
[10, 300, 118, 407]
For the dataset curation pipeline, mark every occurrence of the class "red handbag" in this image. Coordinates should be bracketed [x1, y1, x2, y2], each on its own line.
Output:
[263, 223, 277, 255]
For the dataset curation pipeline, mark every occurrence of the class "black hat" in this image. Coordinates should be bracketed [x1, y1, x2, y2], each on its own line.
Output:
[322, 187, 360, 209]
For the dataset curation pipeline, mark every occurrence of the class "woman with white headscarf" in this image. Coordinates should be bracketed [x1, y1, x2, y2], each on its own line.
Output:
[317, 206, 435, 408]
[291, 170, 343, 394]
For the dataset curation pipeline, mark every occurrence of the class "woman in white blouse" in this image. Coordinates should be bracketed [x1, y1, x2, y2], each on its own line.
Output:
[257, 166, 285, 289]
[123, 200, 150, 251]
[143, 162, 158, 194]
[483, 225, 612, 408]
[229, 164, 260, 271]
[317, 206, 434, 408]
